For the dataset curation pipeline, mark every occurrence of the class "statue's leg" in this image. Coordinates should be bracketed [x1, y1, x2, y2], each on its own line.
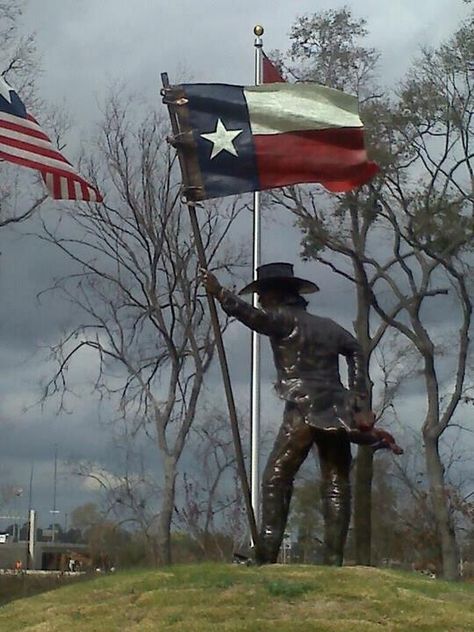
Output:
[256, 403, 314, 564]
[315, 430, 352, 566]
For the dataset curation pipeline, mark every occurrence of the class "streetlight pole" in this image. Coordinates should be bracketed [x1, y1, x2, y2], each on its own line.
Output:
[50, 444, 60, 543]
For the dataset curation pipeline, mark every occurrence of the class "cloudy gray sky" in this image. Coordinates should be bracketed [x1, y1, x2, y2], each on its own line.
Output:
[0, 0, 470, 532]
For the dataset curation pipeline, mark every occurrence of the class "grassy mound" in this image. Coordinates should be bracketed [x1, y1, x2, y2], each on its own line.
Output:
[0, 573, 87, 607]
[0, 563, 473, 631]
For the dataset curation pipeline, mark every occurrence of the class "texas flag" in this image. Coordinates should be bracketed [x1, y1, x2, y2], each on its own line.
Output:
[165, 82, 378, 202]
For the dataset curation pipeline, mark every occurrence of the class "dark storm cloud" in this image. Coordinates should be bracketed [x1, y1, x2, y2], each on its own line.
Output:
[22, 0, 469, 124]
[0, 219, 82, 349]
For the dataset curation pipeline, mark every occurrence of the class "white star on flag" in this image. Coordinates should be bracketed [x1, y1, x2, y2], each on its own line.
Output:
[201, 118, 243, 159]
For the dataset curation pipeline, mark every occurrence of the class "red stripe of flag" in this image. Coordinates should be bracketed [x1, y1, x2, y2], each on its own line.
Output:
[253, 128, 379, 193]
[67, 176, 75, 199]
[0, 117, 52, 142]
[53, 173, 61, 199]
[0, 132, 75, 163]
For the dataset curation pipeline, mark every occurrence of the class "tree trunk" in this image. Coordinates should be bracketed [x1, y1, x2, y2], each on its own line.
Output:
[351, 250, 373, 566]
[156, 455, 177, 566]
[353, 445, 374, 565]
[424, 433, 459, 580]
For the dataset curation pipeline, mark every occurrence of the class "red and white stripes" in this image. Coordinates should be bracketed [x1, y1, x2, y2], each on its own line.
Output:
[0, 109, 102, 202]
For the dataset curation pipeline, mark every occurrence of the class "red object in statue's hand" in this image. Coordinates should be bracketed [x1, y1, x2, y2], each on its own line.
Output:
[348, 424, 403, 455]
[371, 428, 404, 455]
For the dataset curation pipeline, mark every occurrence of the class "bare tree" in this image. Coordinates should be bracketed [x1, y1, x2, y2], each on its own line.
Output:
[71, 442, 162, 565]
[285, 7, 380, 99]
[175, 408, 250, 559]
[0, 480, 23, 510]
[367, 19, 474, 579]
[272, 8, 474, 578]
[41, 92, 246, 564]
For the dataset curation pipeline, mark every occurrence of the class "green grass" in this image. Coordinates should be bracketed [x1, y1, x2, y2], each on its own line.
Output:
[0, 573, 88, 606]
[0, 564, 473, 631]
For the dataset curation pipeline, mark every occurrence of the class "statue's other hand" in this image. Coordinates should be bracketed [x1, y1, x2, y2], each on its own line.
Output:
[347, 426, 403, 456]
[200, 268, 222, 296]
[371, 428, 404, 455]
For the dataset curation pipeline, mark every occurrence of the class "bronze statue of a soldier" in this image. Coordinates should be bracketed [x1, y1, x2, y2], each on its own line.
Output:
[202, 262, 401, 565]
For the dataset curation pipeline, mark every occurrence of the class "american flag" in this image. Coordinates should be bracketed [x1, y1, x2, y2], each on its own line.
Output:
[0, 75, 102, 202]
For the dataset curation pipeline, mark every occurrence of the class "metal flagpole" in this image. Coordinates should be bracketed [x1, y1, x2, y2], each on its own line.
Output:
[250, 25, 264, 534]
[161, 72, 260, 551]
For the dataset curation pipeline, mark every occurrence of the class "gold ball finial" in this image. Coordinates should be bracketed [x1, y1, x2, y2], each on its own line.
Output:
[254, 25, 264, 37]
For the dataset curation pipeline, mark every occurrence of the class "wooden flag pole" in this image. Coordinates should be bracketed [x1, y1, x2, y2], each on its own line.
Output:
[160, 72, 260, 552]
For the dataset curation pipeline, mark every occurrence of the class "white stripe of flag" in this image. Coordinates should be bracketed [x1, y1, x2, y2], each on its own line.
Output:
[244, 83, 363, 136]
